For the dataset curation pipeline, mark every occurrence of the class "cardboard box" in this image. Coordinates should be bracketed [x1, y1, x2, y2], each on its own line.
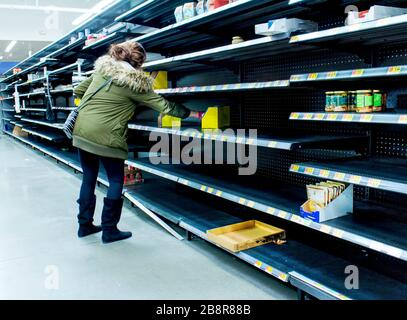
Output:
[301, 184, 353, 223]
[346, 5, 407, 25]
[255, 18, 317, 37]
[159, 114, 182, 128]
[202, 106, 230, 129]
[146, 71, 168, 90]
[207, 220, 286, 252]
[12, 126, 28, 138]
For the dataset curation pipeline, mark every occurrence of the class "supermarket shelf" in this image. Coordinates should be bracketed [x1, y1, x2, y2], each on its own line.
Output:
[290, 157, 407, 195]
[1, 109, 16, 112]
[290, 14, 407, 46]
[0, 59, 57, 84]
[0, 96, 14, 100]
[52, 107, 76, 111]
[49, 63, 79, 76]
[155, 81, 290, 95]
[3, 131, 406, 299]
[51, 88, 74, 94]
[21, 118, 64, 130]
[129, 123, 368, 151]
[131, 0, 304, 52]
[290, 112, 407, 125]
[47, 38, 86, 59]
[14, 115, 22, 119]
[126, 158, 407, 261]
[82, 31, 137, 51]
[115, 0, 185, 25]
[20, 108, 47, 112]
[18, 77, 47, 87]
[18, 92, 45, 98]
[126, 176, 406, 300]
[290, 65, 407, 83]
[22, 128, 66, 142]
[143, 37, 311, 71]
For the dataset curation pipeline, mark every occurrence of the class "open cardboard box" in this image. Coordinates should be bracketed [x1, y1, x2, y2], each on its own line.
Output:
[207, 220, 286, 253]
[300, 184, 353, 223]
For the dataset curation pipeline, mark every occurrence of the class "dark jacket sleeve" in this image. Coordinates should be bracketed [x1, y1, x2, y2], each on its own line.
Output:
[73, 75, 94, 99]
[131, 91, 191, 119]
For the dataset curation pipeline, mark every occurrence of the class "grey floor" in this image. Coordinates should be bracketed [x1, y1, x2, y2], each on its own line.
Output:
[0, 134, 296, 300]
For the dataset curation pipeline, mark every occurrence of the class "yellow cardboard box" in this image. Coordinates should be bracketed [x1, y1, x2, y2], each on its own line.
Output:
[146, 71, 168, 90]
[202, 106, 230, 129]
[159, 114, 181, 128]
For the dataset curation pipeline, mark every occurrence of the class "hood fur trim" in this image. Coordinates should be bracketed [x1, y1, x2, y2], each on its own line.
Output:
[94, 55, 153, 93]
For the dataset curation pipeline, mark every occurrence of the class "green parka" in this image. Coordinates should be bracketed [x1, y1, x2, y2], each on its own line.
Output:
[72, 55, 190, 160]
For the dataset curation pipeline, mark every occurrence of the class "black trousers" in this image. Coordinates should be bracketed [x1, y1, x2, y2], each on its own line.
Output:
[78, 149, 124, 201]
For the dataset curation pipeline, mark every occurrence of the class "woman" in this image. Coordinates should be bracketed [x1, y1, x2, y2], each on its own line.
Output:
[73, 41, 200, 244]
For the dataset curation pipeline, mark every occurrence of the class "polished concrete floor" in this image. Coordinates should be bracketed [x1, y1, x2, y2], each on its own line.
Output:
[0, 134, 296, 300]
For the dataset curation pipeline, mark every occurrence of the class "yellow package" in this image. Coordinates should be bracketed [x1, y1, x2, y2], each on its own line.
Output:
[306, 185, 327, 207]
[202, 106, 230, 129]
[159, 114, 181, 128]
[146, 71, 168, 90]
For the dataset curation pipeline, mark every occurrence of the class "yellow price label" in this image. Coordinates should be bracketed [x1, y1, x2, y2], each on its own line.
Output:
[349, 175, 362, 184]
[239, 198, 246, 205]
[290, 75, 301, 81]
[307, 73, 318, 80]
[279, 274, 288, 281]
[265, 266, 273, 274]
[367, 178, 381, 188]
[361, 114, 373, 122]
[327, 71, 337, 79]
[291, 35, 300, 42]
[334, 172, 346, 180]
[315, 113, 325, 120]
[222, 84, 230, 90]
[343, 114, 354, 121]
[305, 167, 315, 175]
[319, 170, 330, 178]
[207, 187, 214, 193]
[267, 207, 275, 215]
[291, 164, 300, 172]
[327, 114, 338, 121]
[352, 69, 364, 77]
[216, 191, 223, 197]
[320, 225, 332, 234]
[268, 141, 278, 148]
[247, 138, 255, 145]
[290, 113, 300, 119]
[398, 115, 407, 123]
[247, 201, 255, 208]
[304, 113, 313, 119]
[255, 261, 262, 268]
[387, 66, 402, 74]
[200, 185, 207, 191]
[278, 211, 287, 219]
[333, 229, 344, 238]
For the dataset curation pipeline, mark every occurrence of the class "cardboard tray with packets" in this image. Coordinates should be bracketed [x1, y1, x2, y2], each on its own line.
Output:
[301, 181, 353, 223]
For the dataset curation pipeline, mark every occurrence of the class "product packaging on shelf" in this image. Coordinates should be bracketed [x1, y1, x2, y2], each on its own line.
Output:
[325, 90, 386, 113]
[124, 166, 144, 186]
[146, 71, 168, 90]
[346, 5, 407, 25]
[159, 114, 182, 128]
[301, 182, 353, 223]
[255, 18, 318, 38]
[12, 126, 28, 138]
[206, 0, 229, 11]
[207, 220, 286, 253]
[201, 106, 230, 129]
[174, 6, 184, 22]
[183, 2, 197, 20]
[196, 0, 207, 15]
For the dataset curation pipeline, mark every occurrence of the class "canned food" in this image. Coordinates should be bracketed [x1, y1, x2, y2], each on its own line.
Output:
[373, 90, 384, 112]
[334, 91, 348, 112]
[356, 90, 373, 113]
[325, 91, 334, 112]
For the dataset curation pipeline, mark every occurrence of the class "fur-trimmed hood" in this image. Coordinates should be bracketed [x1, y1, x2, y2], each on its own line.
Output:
[94, 55, 153, 93]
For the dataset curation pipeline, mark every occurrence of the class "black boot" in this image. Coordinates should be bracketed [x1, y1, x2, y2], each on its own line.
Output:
[77, 195, 102, 238]
[101, 197, 132, 244]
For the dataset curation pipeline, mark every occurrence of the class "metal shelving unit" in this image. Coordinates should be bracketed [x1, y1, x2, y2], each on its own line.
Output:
[290, 157, 407, 195]
[129, 123, 368, 151]
[2, 0, 407, 300]
[125, 158, 407, 261]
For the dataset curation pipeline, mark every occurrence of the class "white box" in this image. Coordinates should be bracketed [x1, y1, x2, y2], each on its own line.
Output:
[346, 5, 407, 25]
[255, 18, 318, 37]
[300, 184, 353, 223]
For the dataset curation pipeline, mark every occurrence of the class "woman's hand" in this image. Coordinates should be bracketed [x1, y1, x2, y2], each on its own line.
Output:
[189, 111, 205, 119]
